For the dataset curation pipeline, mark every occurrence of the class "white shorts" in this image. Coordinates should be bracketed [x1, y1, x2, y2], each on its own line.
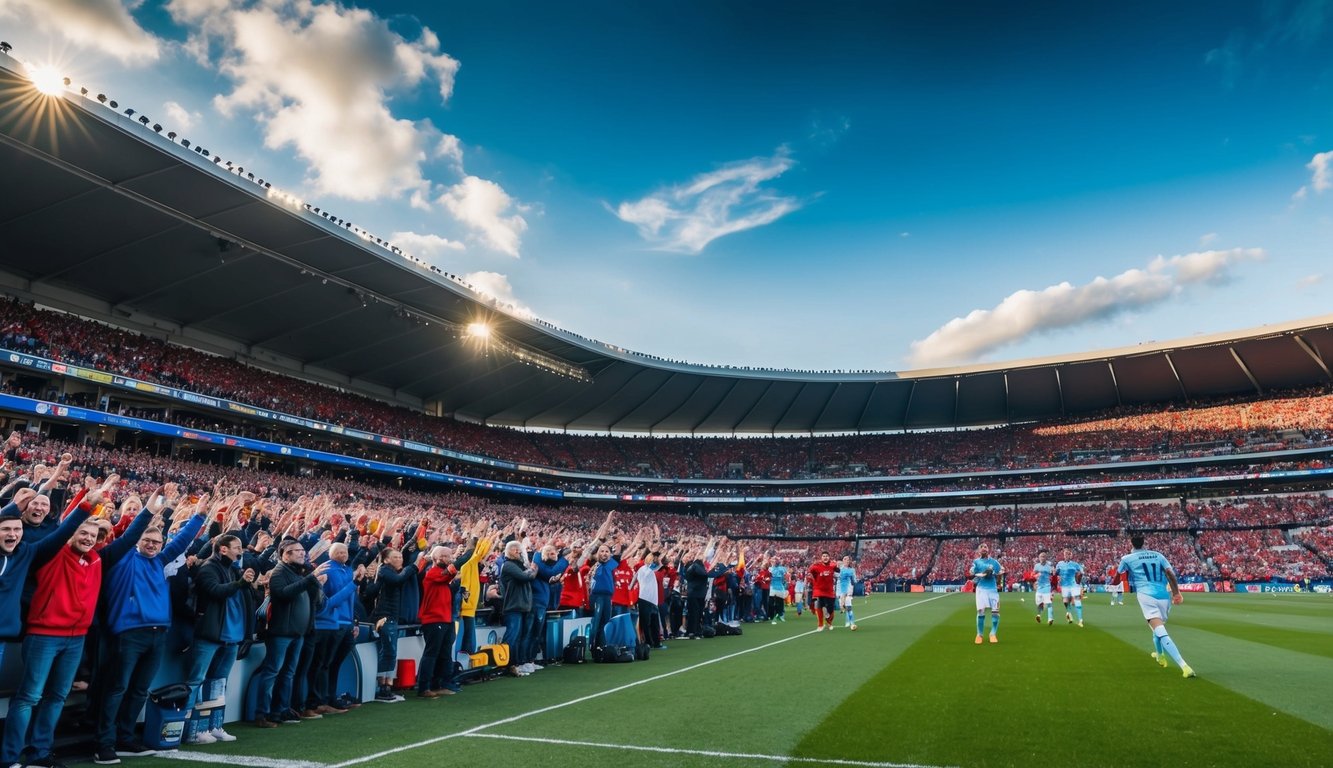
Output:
[1107, 584, 1123, 594]
[1061, 585, 1083, 600]
[1035, 590, 1052, 605]
[975, 588, 999, 612]
[1136, 592, 1171, 622]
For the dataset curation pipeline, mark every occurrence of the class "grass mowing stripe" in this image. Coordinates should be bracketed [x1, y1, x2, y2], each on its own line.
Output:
[792, 601, 1333, 768]
[467, 732, 957, 768]
[1175, 620, 1333, 659]
[1091, 595, 1333, 731]
[321, 595, 955, 768]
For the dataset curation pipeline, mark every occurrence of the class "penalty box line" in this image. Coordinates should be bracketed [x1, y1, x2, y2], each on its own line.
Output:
[326, 593, 954, 768]
[466, 732, 959, 768]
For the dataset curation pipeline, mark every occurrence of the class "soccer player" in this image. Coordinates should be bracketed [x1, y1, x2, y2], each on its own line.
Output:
[1055, 548, 1086, 627]
[1117, 534, 1195, 678]
[970, 543, 1004, 644]
[807, 552, 838, 631]
[793, 571, 806, 617]
[836, 555, 857, 630]
[1033, 550, 1055, 625]
[1106, 565, 1125, 606]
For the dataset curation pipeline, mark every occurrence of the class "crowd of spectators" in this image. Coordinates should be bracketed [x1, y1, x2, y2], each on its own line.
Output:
[6, 299, 1333, 485]
[1197, 529, 1330, 581]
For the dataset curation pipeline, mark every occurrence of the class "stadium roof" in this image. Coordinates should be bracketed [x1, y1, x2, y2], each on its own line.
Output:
[2, 56, 1332, 435]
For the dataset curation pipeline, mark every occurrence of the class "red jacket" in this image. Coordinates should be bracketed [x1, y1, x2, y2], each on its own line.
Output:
[559, 563, 588, 609]
[28, 545, 102, 637]
[612, 560, 636, 606]
[419, 563, 456, 624]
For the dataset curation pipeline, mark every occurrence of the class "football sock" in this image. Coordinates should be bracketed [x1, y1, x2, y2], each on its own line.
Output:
[1075, 601, 1083, 621]
[1153, 624, 1185, 667]
[976, 614, 985, 635]
[1046, 604, 1053, 621]
[845, 609, 855, 625]
[990, 613, 1000, 634]
[1153, 634, 1164, 654]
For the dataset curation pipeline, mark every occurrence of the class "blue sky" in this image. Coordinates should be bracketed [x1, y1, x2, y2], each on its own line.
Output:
[3, 0, 1332, 371]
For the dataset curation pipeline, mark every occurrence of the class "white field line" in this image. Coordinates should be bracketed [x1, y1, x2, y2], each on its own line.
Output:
[154, 751, 331, 768]
[465, 732, 957, 768]
[326, 593, 955, 768]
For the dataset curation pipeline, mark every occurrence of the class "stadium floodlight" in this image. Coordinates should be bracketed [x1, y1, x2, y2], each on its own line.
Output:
[0, 42, 11, 54]
[26, 64, 64, 96]
[467, 322, 492, 340]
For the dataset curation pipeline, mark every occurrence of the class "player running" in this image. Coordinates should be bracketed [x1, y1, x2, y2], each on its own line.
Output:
[970, 543, 1004, 644]
[836, 555, 857, 630]
[1117, 534, 1195, 678]
[1055, 548, 1086, 627]
[1033, 550, 1055, 625]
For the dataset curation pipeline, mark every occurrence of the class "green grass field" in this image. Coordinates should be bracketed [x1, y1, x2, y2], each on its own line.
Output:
[153, 593, 1333, 768]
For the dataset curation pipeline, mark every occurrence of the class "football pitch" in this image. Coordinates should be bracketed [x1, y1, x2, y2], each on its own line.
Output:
[153, 592, 1333, 768]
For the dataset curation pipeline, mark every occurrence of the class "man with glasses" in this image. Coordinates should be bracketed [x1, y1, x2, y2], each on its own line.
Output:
[93, 492, 206, 764]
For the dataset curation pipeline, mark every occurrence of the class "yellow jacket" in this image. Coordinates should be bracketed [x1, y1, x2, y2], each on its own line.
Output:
[459, 536, 492, 618]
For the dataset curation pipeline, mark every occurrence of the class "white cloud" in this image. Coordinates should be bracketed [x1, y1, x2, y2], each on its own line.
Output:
[439, 176, 528, 257]
[906, 248, 1266, 368]
[162, 100, 200, 130]
[1198, 232, 1218, 247]
[389, 230, 465, 263]
[615, 150, 802, 253]
[463, 270, 533, 318]
[1298, 273, 1324, 289]
[435, 134, 464, 171]
[1, 0, 160, 63]
[1308, 150, 1333, 193]
[166, 0, 459, 203]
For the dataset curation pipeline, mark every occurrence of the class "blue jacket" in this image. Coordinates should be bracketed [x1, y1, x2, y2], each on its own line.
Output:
[104, 513, 206, 635]
[531, 556, 569, 613]
[590, 555, 619, 596]
[0, 505, 93, 639]
[314, 560, 357, 630]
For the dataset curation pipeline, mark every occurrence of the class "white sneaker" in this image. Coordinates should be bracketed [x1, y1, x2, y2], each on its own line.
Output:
[186, 731, 218, 745]
[210, 728, 237, 743]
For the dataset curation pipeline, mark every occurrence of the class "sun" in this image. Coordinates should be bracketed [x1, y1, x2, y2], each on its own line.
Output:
[26, 64, 65, 96]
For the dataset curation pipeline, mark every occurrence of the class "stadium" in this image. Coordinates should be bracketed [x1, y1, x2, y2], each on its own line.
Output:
[0, 10, 1331, 768]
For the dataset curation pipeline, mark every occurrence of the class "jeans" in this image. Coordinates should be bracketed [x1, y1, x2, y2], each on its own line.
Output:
[459, 615, 477, 654]
[375, 620, 399, 676]
[502, 610, 533, 666]
[254, 635, 303, 718]
[589, 593, 613, 647]
[97, 626, 167, 748]
[527, 610, 550, 664]
[290, 632, 316, 711]
[185, 639, 239, 711]
[2, 634, 85, 764]
[417, 622, 456, 692]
